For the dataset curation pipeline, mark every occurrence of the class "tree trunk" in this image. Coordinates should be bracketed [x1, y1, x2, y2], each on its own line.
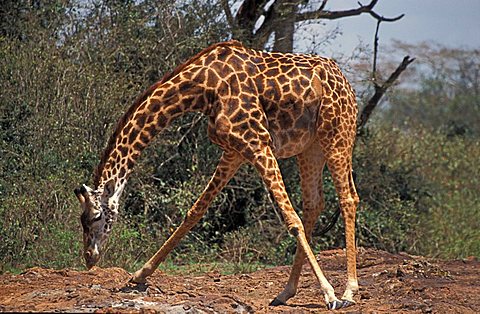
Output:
[272, 0, 302, 52]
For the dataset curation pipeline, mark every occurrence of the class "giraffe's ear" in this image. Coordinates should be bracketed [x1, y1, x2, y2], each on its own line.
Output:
[75, 184, 92, 204]
[102, 179, 116, 199]
[74, 187, 86, 204]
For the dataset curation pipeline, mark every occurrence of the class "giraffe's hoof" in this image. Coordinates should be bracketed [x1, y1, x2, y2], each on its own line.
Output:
[340, 299, 356, 308]
[129, 275, 147, 284]
[269, 297, 286, 306]
[121, 282, 148, 293]
[327, 300, 343, 310]
[130, 269, 149, 284]
[327, 299, 355, 310]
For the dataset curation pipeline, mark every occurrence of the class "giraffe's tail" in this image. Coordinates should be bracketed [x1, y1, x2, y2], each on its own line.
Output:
[314, 206, 341, 237]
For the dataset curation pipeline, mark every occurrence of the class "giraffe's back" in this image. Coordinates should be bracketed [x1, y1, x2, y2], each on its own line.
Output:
[229, 45, 357, 158]
[189, 42, 357, 158]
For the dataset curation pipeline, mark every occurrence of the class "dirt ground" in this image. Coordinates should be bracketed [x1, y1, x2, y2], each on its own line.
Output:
[1, 248, 478, 313]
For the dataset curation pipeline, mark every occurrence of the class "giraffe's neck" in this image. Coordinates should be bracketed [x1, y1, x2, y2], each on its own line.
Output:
[92, 40, 247, 205]
[94, 78, 207, 205]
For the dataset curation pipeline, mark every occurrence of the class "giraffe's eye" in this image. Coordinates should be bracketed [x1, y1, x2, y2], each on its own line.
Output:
[91, 212, 103, 223]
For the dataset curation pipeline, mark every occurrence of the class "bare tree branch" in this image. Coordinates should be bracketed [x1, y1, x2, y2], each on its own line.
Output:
[358, 56, 415, 131]
[357, 16, 415, 131]
[319, 0, 328, 12]
[232, 0, 403, 50]
[368, 10, 404, 22]
[357, 14, 415, 134]
[372, 20, 381, 84]
[297, 0, 403, 23]
[220, 0, 235, 29]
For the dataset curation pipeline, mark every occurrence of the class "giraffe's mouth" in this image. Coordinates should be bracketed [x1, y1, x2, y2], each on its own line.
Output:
[86, 259, 97, 270]
[84, 248, 100, 270]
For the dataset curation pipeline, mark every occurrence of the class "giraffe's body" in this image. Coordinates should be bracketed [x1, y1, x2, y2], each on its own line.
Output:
[75, 40, 359, 310]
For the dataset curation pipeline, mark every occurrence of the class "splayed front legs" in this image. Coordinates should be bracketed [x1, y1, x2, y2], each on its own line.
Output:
[131, 142, 358, 309]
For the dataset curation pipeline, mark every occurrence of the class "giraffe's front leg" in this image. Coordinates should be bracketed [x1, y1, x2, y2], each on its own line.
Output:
[271, 145, 326, 306]
[131, 151, 243, 283]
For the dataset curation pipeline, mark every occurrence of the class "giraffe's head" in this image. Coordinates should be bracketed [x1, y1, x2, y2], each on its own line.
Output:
[74, 182, 117, 269]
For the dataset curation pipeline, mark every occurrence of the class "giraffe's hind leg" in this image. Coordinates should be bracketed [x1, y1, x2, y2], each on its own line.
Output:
[246, 145, 342, 308]
[131, 151, 243, 283]
[324, 147, 359, 304]
[216, 102, 346, 309]
[271, 144, 326, 306]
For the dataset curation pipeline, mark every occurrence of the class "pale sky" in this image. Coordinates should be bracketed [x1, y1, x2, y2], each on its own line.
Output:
[295, 0, 480, 55]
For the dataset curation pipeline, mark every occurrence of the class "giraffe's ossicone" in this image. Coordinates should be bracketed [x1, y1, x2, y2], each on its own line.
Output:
[74, 40, 359, 310]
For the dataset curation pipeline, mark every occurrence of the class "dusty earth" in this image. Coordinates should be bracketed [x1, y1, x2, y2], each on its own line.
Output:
[1, 248, 478, 313]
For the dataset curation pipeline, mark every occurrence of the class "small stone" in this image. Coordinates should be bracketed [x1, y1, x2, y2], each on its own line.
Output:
[360, 291, 371, 300]
[396, 267, 406, 277]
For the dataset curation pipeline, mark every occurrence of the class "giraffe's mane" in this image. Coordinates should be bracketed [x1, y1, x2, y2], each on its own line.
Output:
[158, 40, 243, 85]
[93, 40, 244, 187]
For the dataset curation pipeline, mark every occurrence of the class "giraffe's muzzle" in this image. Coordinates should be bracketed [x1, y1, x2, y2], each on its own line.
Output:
[84, 248, 100, 269]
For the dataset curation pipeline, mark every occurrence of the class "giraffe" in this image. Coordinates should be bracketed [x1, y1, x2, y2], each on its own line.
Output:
[74, 40, 359, 310]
